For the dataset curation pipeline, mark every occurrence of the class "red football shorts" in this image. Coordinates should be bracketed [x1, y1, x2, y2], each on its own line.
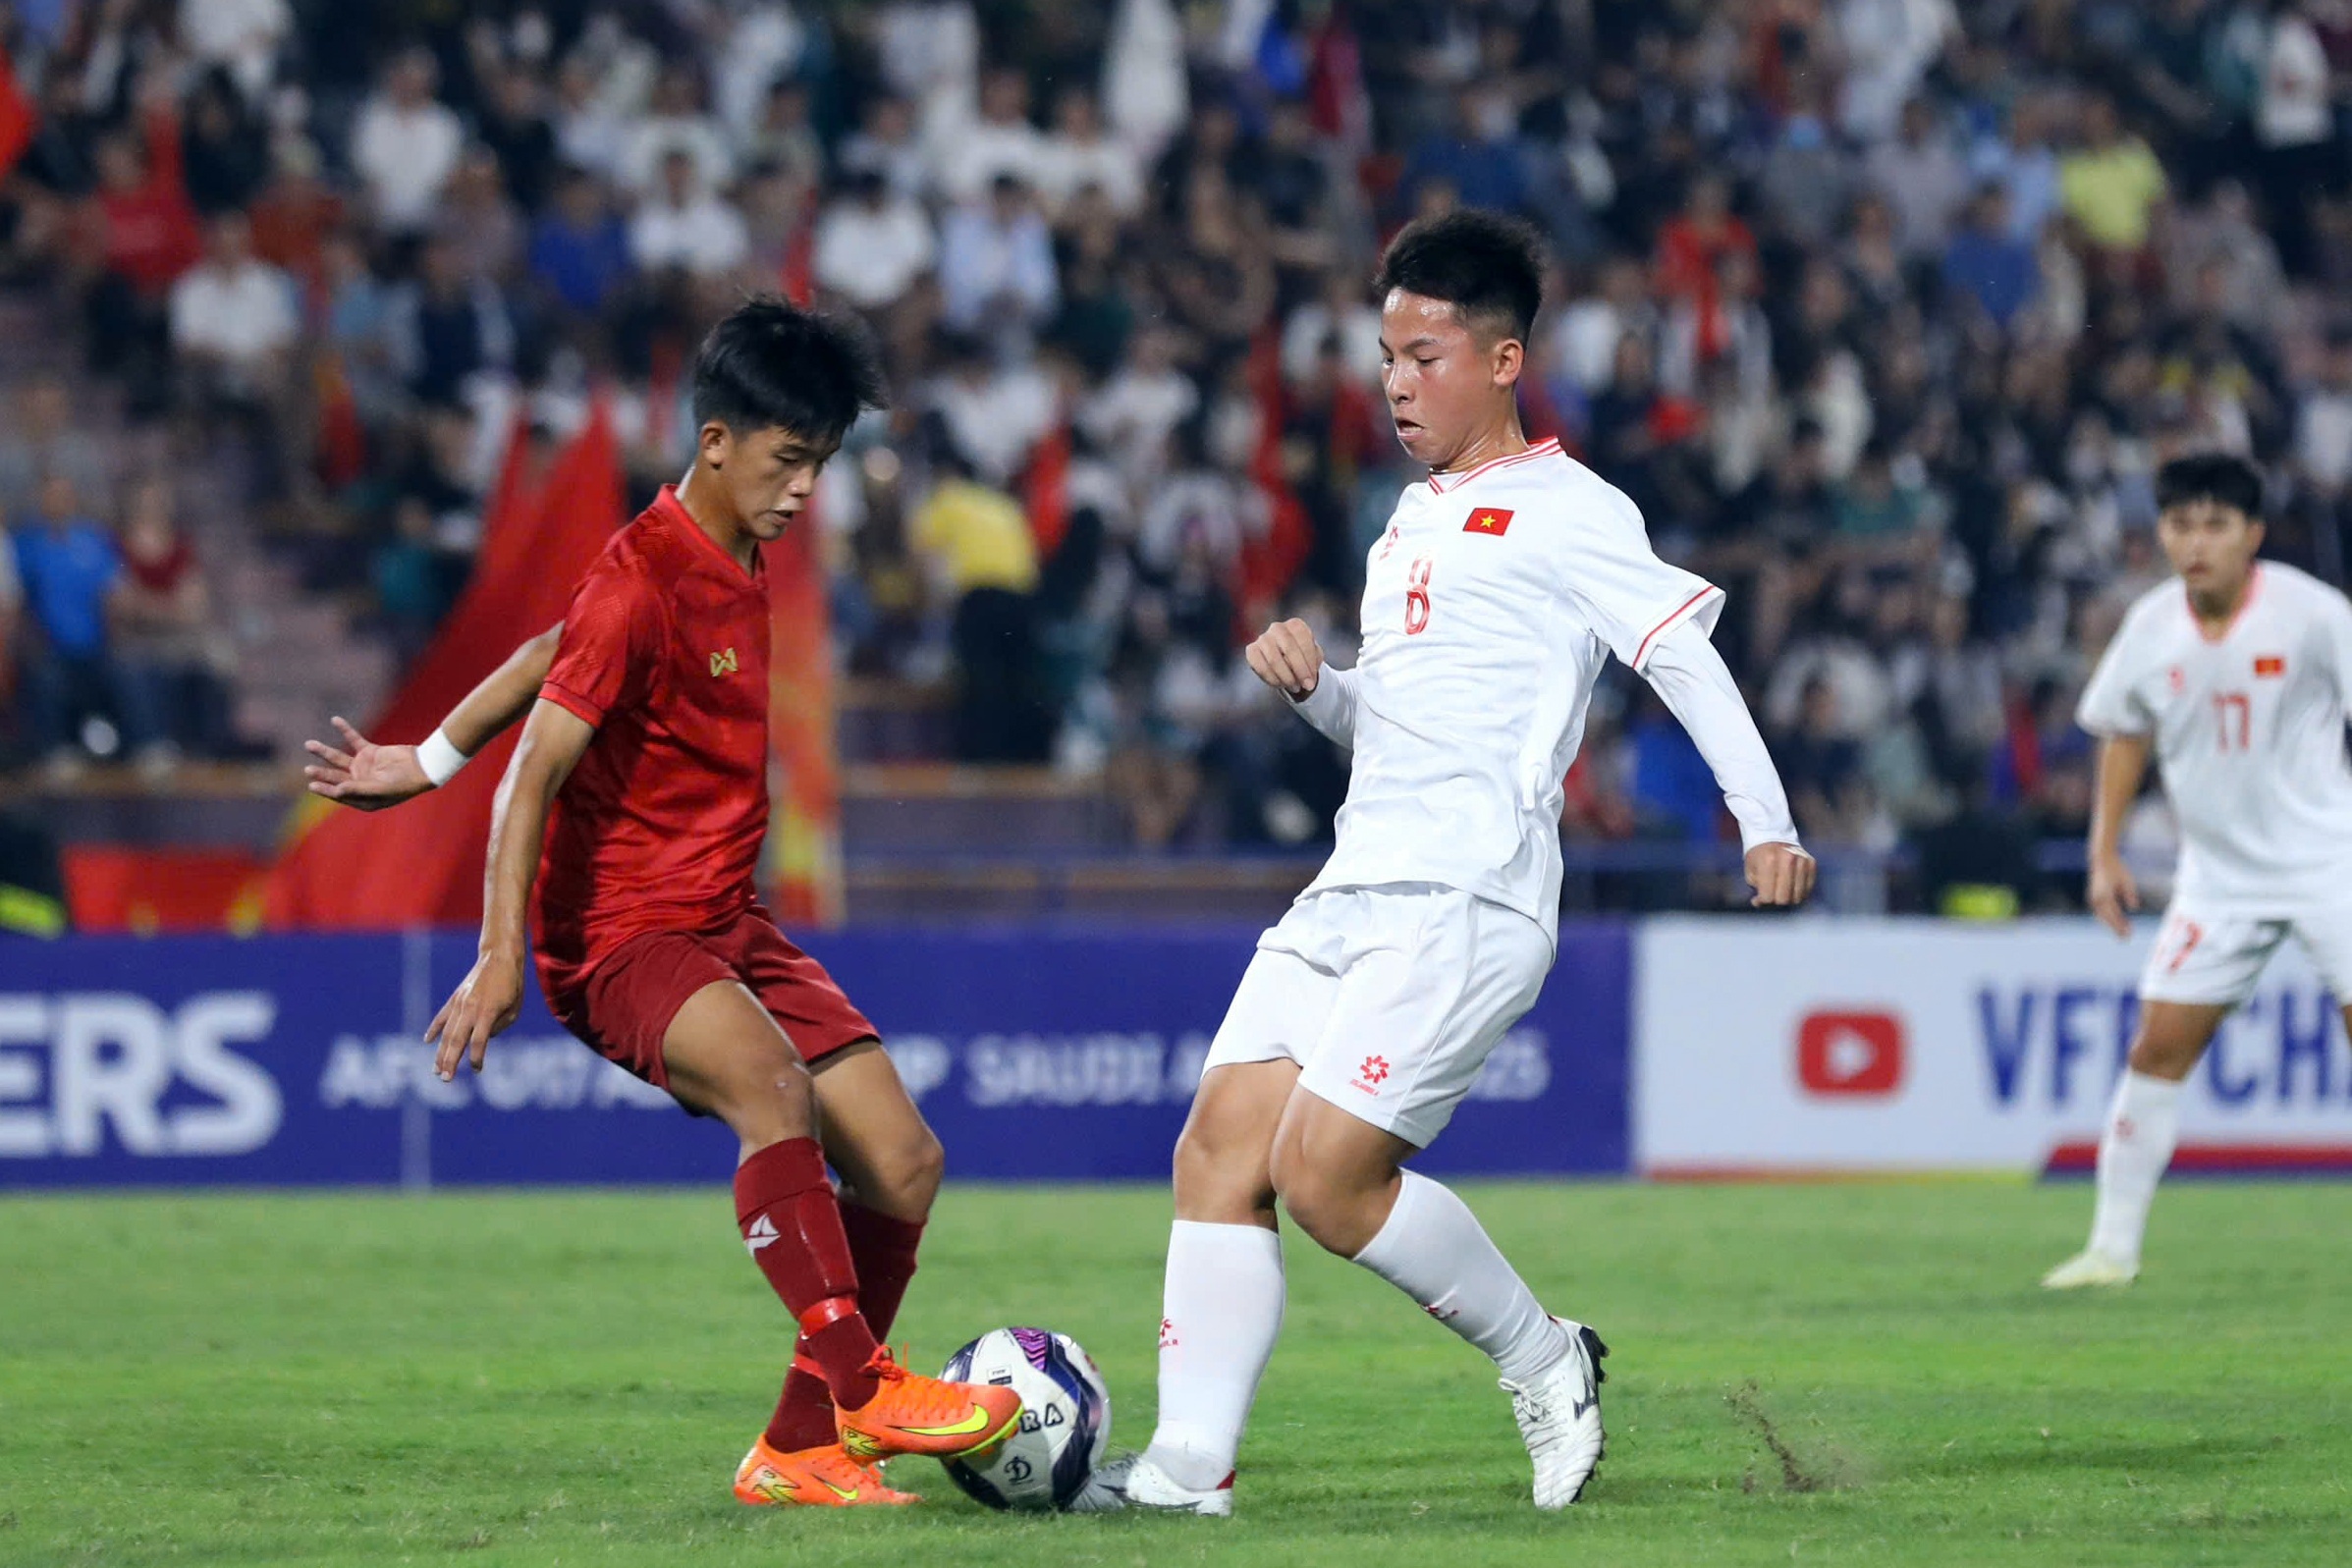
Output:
[546, 907, 878, 1093]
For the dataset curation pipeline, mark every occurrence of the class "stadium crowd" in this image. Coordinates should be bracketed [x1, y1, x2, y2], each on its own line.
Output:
[0, 0, 2349, 903]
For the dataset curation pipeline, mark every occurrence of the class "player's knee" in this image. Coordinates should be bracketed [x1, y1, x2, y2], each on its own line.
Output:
[1173, 1115, 1273, 1220]
[2126, 1032, 2201, 1079]
[718, 1048, 815, 1146]
[1270, 1164, 1356, 1255]
[859, 1125, 946, 1219]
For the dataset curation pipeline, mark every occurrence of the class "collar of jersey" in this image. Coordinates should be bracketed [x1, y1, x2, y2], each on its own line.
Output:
[655, 484, 764, 584]
[1426, 437, 1561, 494]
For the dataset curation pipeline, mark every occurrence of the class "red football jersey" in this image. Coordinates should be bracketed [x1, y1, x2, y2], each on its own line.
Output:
[532, 486, 771, 997]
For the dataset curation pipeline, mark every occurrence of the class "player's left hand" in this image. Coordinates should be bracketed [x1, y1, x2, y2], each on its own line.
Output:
[1746, 842, 1816, 908]
[426, 950, 525, 1080]
[304, 718, 433, 811]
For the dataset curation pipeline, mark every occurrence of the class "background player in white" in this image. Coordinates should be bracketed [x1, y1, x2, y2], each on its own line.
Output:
[1085, 211, 1814, 1516]
[2047, 455, 2352, 1289]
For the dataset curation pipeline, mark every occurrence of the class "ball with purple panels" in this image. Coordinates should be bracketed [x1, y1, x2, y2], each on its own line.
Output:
[938, 1326, 1111, 1510]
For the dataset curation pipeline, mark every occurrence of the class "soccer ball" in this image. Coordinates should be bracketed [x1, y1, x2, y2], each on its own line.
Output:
[938, 1326, 1111, 1510]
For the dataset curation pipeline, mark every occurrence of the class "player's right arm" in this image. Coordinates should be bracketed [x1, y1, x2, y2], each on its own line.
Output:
[1246, 617, 1359, 746]
[427, 696, 594, 1080]
[2087, 733, 2151, 939]
[302, 623, 564, 809]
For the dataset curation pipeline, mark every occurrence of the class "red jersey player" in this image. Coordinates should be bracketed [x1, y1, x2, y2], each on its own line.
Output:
[306, 299, 1015, 1507]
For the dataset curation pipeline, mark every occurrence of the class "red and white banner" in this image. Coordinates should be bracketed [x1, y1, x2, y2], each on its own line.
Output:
[1633, 917, 2352, 1176]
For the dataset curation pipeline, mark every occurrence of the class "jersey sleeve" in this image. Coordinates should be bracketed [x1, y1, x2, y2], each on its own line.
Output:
[1558, 486, 1723, 671]
[540, 562, 665, 729]
[2076, 614, 2155, 737]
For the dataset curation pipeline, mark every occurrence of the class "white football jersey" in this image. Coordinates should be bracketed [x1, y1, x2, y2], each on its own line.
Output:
[2077, 561, 2352, 914]
[1300, 438, 1721, 944]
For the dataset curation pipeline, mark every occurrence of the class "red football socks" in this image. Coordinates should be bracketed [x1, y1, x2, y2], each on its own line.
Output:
[765, 1203, 926, 1451]
[733, 1138, 881, 1412]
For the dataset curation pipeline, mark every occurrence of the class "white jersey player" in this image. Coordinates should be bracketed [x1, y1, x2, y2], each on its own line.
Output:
[1082, 211, 1812, 1517]
[2046, 455, 2352, 1289]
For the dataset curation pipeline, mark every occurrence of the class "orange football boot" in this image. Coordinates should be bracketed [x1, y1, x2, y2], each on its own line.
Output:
[835, 1346, 1023, 1463]
[735, 1435, 916, 1507]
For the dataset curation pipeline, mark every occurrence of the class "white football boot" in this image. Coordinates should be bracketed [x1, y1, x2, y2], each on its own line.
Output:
[1067, 1451, 1234, 1516]
[2041, 1248, 2139, 1289]
[1501, 1318, 1608, 1509]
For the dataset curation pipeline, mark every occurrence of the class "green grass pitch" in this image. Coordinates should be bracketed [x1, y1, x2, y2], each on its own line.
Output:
[3, 1181, 2348, 1567]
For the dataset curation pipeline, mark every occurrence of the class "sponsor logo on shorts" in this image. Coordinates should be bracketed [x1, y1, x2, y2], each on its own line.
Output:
[1795, 1011, 1905, 1096]
[710, 647, 738, 676]
[1158, 1318, 1178, 1349]
[1350, 1054, 1392, 1095]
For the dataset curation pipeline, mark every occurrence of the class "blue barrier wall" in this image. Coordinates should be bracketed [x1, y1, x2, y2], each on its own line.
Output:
[0, 924, 1629, 1187]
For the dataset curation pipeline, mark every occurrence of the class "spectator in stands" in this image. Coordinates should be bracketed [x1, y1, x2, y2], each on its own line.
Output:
[740, 80, 825, 194]
[111, 478, 243, 760]
[171, 211, 302, 495]
[937, 66, 1045, 204]
[619, 62, 735, 199]
[436, 148, 525, 289]
[1774, 675, 1871, 847]
[1402, 85, 1531, 218]
[528, 167, 632, 319]
[79, 80, 202, 405]
[813, 169, 936, 314]
[1973, 90, 2062, 244]
[0, 376, 112, 523]
[1942, 186, 2041, 334]
[180, 68, 268, 217]
[628, 148, 749, 281]
[1036, 87, 1143, 219]
[246, 137, 344, 297]
[1866, 97, 1972, 259]
[350, 50, 464, 236]
[475, 64, 560, 215]
[180, 0, 293, 103]
[2060, 94, 2168, 257]
[14, 473, 153, 773]
[170, 212, 298, 404]
[910, 454, 1047, 761]
[1759, 85, 1853, 248]
[838, 94, 928, 201]
[938, 172, 1057, 335]
[384, 235, 515, 405]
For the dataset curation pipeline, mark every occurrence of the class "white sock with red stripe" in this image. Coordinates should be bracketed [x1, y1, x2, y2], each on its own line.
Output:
[2089, 1070, 2183, 1265]
[1352, 1171, 1569, 1382]
[1143, 1220, 1284, 1491]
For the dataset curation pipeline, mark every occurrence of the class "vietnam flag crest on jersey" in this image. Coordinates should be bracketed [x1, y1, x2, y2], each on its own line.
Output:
[1464, 507, 1514, 535]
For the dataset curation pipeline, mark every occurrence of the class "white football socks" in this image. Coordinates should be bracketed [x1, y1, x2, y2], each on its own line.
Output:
[1144, 1219, 1285, 1490]
[2089, 1069, 2184, 1265]
[1352, 1170, 1570, 1383]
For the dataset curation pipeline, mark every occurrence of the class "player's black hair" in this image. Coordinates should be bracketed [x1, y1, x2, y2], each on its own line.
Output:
[689, 296, 887, 447]
[2156, 452, 2265, 521]
[1371, 208, 1547, 346]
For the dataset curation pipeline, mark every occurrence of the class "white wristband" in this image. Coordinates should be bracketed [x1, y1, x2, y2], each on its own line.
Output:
[416, 728, 469, 787]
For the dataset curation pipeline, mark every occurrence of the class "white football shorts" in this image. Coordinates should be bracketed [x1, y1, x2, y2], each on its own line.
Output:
[1201, 883, 1552, 1147]
[2139, 901, 2352, 1006]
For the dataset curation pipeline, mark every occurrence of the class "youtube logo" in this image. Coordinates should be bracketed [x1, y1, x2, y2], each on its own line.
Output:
[1796, 1010, 1905, 1096]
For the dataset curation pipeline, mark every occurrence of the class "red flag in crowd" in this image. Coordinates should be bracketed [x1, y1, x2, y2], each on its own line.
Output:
[0, 49, 36, 183]
[760, 496, 844, 927]
[263, 404, 627, 929]
[1234, 330, 1314, 627]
